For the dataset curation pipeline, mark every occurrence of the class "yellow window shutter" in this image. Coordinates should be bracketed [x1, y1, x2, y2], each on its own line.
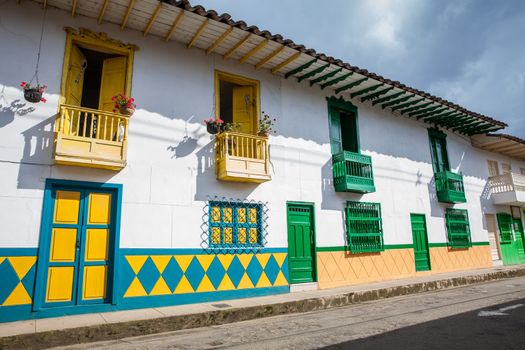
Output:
[99, 56, 127, 112]
[65, 45, 86, 106]
[232, 86, 255, 134]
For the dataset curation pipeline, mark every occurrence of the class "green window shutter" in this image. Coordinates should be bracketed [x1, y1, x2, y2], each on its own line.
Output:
[329, 108, 343, 154]
[345, 202, 384, 253]
[445, 208, 471, 248]
[496, 213, 513, 243]
[428, 129, 450, 173]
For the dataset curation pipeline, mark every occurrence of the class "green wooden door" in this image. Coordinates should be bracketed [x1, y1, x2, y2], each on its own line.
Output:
[287, 204, 315, 284]
[410, 214, 431, 271]
[497, 213, 525, 265]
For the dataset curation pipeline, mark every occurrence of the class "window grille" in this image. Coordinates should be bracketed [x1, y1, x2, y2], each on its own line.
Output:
[445, 208, 472, 248]
[345, 201, 384, 253]
[203, 197, 267, 253]
[496, 213, 513, 243]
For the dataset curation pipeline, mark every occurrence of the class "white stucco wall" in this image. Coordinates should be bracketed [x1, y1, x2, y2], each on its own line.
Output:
[0, 1, 523, 249]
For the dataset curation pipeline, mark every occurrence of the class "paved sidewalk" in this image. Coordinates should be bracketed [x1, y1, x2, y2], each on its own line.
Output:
[1, 265, 524, 349]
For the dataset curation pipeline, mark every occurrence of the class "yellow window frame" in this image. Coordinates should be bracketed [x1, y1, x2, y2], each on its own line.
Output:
[59, 27, 138, 107]
[214, 70, 261, 134]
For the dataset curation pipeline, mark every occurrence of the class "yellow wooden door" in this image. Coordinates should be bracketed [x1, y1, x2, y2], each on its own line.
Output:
[44, 189, 112, 306]
[99, 56, 127, 112]
[232, 86, 255, 134]
[63, 45, 86, 135]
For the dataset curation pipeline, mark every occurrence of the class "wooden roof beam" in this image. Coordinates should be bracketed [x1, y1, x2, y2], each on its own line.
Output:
[372, 91, 405, 106]
[381, 94, 414, 109]
[97, 0, 109, 23]
[424, 111, 458, 123]
[414, 107, 448, 119]
[224, 33, 251, 60]
[206, 27, 233, 55]
[284, 59, 316, 78]
[310, 68, 342, 86]
[121, 0, 136, 30]
[390, 98, 425, 112]
[335, 77, 368, 94]
[43, 0, 47, 9]
[453, 120, 483, 132]
[255, 46, 285, 70]
[320, 72, 353, 90]
[443, 115, 472, 128]
[350, 83, 383, 98]
[143, 2, 163, 37]
[297, 64, 330, 83]
[360, 86, 393, 103]
[187, 19, 209, 49]
[399, 102, 433, 115]
[271, 52, 301, 74]
[239, 39, 269, 64]
[71, 0, 78, 17]
[165, 10, 184, 41]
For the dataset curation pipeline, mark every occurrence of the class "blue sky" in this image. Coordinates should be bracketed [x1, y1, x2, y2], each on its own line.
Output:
[195, 0, 525, 138]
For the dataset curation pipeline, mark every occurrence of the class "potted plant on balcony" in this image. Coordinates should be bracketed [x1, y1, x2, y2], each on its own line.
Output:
[20, 82, 47, 103]
[257, 112, 276, 137]
[112, 93, 136, 116]
[203, 117, 224, 134]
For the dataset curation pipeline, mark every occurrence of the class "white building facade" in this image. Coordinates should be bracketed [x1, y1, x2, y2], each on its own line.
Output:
[0, 0, 524, 322]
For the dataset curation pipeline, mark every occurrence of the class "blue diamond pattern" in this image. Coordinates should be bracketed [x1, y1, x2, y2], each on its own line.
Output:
[264, 255, 280, 285]
[21, 263, 36, 299]
[227, 256, 245, 288]
[120, 256, 136, 293]
[281, 256, 289, 282]
[0, 260, 20, 304]
[246, 256, 263, 286]
[206, 256, 226, 289]
[162, 257, 183, 292]
[185, 257, 205, 291]
[137, 257, 161, 294]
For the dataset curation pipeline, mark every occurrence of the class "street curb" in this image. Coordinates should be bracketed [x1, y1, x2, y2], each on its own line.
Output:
[2, 267, 525, 349]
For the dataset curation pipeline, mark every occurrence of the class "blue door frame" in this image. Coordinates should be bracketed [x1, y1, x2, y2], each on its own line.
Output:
[33, 179, 122, 312]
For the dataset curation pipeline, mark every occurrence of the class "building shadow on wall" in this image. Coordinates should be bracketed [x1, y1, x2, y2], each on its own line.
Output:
[17, 115, 55, 189]
[320, 159, 365, 211]
[427, 176, 451, 219]
[193, 139, 258, 202]
[0, 98, 35, 128]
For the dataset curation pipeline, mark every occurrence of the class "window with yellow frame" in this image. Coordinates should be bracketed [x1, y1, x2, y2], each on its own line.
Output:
[59, 28, 136, 133]
[214, 71, 260, 135]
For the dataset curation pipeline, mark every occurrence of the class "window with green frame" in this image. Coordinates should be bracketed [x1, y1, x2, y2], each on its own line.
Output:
[209, 200, 263, 248]
[345, 201, 384, 253]
[428, 129, 450, 173]
[496, 213, 513, 243]
[445, 208, 472, 248]
[328, 97, 360, 155]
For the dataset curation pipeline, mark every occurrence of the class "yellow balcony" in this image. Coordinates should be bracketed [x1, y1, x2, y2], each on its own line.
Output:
[53, 104, 129, 171]
[215, 132, 271, 183]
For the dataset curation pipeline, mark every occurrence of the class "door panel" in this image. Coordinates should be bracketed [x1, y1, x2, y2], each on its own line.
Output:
[232, 86, 255, 134]
[43, 188, 113, 307]
[287, 204, 315, 284]
[513, 219, 525, 262]
[485, 214, 501, 261]
[410, 214, 431, 271]
[99, 56, 127, 112]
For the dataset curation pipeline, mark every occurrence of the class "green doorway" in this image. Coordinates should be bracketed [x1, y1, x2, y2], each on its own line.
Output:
[410, 214, 431, 271]
[286, 203, 316, 284]
[497, 213, 525, 265]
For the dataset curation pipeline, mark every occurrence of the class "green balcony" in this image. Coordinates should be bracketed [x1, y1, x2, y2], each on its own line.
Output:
[435, 170, 466, 203]
[332, 151, 375, 193]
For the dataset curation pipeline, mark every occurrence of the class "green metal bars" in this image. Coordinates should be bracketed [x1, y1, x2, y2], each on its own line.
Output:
[434, 170, 466, 203]
[345, 202, 384, 253]
[445, 208, 472, 249]
[332, 151, 375, 193]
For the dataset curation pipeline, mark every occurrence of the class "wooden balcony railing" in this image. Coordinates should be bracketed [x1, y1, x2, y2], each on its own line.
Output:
[215, 132, 270, 183]
[489, 173, 525, 194]
[434, 170, 466, 203]
[332, 151, 375, 193]
[53, 104, 129, 170]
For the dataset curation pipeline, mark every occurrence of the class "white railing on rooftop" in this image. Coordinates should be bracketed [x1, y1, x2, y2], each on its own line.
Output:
[489, 173, 525, 194]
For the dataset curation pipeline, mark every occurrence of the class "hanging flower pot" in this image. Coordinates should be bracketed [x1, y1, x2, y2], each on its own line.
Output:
[203, 117, 224, 135]
[20, 82, 47, 104]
